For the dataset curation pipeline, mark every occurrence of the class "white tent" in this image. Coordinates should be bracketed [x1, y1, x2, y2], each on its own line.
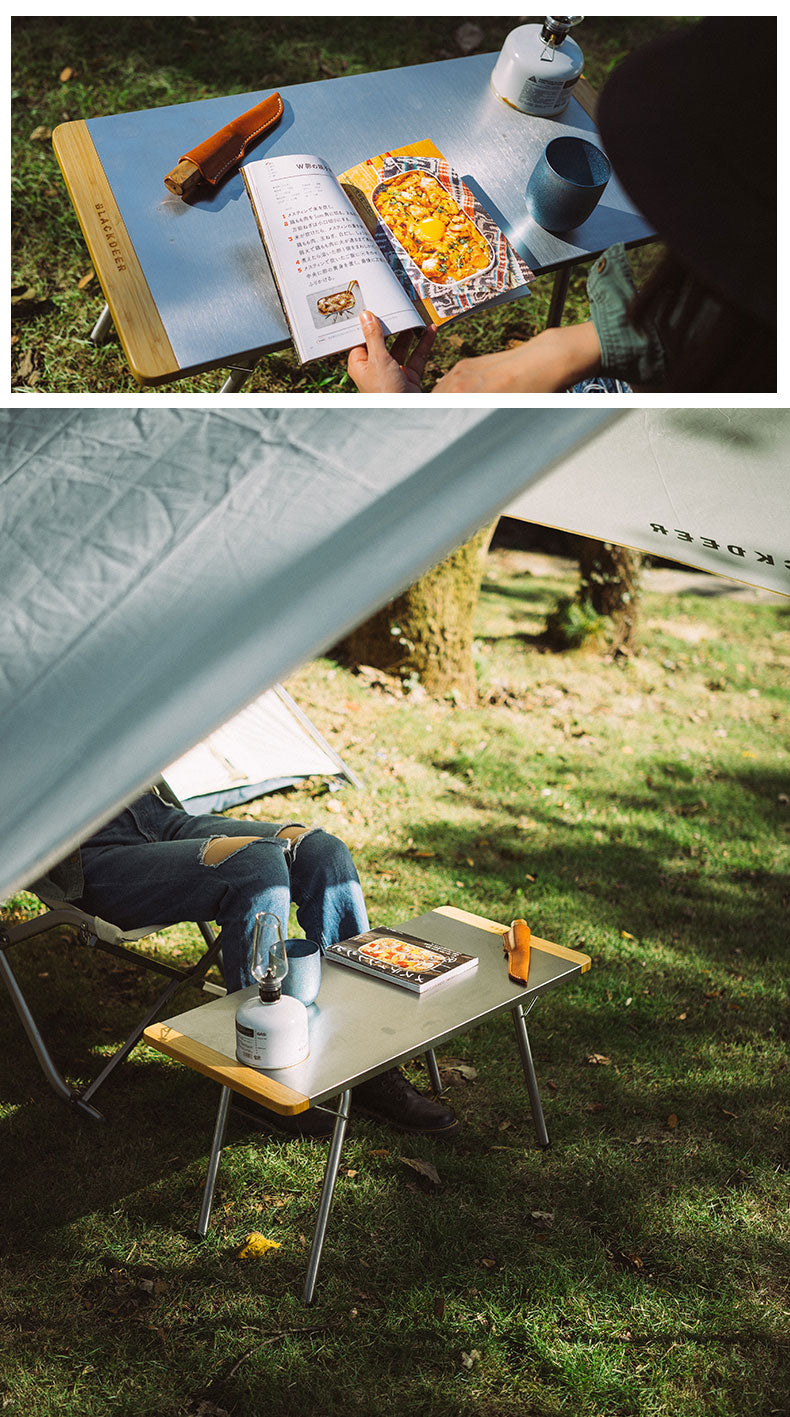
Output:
[506, 408, 790, 595]
[2, 406, 787, 903]
[163, 683, 360, 812]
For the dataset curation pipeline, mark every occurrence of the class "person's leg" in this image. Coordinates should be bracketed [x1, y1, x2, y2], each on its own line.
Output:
[77, 833, 292, 992]
[284, 827, 458, 1138]
[284, 827, 370, 948]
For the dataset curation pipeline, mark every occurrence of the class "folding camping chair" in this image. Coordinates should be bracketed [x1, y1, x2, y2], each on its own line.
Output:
[0, 783, 224, 1121]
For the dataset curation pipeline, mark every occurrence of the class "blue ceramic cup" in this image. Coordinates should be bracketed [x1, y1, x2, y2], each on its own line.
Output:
[281, 938, 322, 1007]
[525, 136, 611, 233]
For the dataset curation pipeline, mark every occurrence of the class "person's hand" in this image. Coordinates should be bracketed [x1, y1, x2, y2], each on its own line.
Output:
[433, 323, 603, 394]
[347, 310, 436, 393]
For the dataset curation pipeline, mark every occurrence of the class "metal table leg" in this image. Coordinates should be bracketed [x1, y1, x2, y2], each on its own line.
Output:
[303, 1088, 351, 1305]
[546, 267, 571, 328]
[220, 361, 257, 393]
[197, 1084, 232, 1237]
[424, 1048, 443, 1095]
[512, 1002, 550, 1148]
[90, 304, 114, 345]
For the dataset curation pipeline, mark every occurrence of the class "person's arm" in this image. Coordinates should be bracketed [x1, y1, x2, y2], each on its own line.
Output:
[347, 310, 437, 394]
[432, 321, 602, 393]
[347, 311, 602, 393]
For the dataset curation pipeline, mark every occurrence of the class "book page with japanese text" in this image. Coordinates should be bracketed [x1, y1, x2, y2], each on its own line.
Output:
[243, 154, 423, 363]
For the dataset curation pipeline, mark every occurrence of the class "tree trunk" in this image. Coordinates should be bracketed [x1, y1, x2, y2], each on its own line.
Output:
[577, 537, 642, 652]
[338, 524, 495, 703]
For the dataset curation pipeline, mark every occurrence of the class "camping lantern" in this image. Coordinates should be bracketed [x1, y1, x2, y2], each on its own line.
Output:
[235, 911, 310, 1070]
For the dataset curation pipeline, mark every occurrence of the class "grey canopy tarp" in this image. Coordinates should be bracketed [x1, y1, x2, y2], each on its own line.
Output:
[2, 406, 787, 904]
[1, 406, 613, 901]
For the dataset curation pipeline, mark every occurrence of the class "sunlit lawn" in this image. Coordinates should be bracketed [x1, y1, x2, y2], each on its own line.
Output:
[1, 551, 787, 1416]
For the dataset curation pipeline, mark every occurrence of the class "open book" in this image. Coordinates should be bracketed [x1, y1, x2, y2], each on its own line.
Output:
[242, 139, 534, 364]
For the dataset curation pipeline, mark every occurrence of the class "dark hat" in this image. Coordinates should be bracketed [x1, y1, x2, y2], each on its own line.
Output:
[597, 17, 776, 325]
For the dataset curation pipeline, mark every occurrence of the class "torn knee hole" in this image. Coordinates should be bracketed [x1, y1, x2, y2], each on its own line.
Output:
[201, 836, 259, 866]
[276, 825, 309, 845]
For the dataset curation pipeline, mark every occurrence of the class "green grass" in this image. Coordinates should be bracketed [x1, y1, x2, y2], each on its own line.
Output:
[10, 15, 677, 393]
[1, 552, 788, 1416]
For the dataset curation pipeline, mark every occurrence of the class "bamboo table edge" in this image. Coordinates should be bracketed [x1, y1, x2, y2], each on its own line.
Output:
[142, 1023, 311, 1115]
[52, 120, 178, 385]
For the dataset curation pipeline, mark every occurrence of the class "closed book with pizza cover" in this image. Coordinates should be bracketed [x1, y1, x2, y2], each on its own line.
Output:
[325, 926, 478, 993]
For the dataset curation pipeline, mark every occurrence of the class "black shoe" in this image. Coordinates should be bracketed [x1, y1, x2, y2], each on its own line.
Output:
[352, 1067, 459, 1138]
[231, 1094, 335, 1139]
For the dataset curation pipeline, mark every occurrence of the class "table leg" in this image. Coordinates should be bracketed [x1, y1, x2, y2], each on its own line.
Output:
[512, 1003, 550, 1148]
[90, 304, 114, 345]
[546, 267, 571, 329]
[303, 1088, 351, 1305]
[197, 1084, 232, 1237]
[220, 361, 257, 393]
[425, 1048, 443, 1096]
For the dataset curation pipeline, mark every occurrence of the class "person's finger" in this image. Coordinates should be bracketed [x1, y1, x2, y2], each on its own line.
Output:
[405, 325, 437, 380]
[359, 309, 389, 365]
[347, 344, 369, 379]
[389, 329, 415, 367]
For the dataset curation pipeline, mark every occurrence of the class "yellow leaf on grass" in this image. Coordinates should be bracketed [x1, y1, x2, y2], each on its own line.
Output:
[59, 66, 75, 82]
[620, 930, 635, 940]
[666, 1113, 678, 1129]
[586, 1053, 611, 1066]
[237, 1232, 281, 1259]
[77, 270, 95, 289]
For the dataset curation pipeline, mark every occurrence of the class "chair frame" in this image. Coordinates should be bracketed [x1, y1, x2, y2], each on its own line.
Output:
[0, 906, 222, 1121]
[0, 782, 223, 1120]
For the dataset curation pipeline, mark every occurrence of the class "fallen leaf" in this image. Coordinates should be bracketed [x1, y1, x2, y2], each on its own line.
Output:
[368, 1148, 390, 1157]
[721, 1108, 738, 1119]
[440, 1060, 478, 1081]
[77, 269, 95, 289]
[666, 1113, 678, 1129]
[433, 1294, 446, 1320]
[676, 1012, 688, 1021]
[59, 66, 75, 81]
[460, 1347, 482, 1368]
[620, 930, 635, 940]
[586, 1053, 611, 1066]
[30, 124, 52, 141]
[479, 1257, 497, 1270]
[530, 1209, 555, 1227]
[15, 348, 37, 382]
[399, 1156, 441, 1189]
[237, 1232, 281, 1259]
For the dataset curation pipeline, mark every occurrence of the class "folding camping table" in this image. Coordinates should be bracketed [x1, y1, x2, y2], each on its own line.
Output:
[53, 53, 655, 389]
[144, 905, 591, 1302]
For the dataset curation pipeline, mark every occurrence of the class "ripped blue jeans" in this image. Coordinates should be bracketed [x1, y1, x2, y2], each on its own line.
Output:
[74, 793, 369, 992]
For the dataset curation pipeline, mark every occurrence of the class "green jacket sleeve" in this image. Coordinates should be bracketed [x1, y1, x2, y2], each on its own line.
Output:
[587, 243, 667, 389]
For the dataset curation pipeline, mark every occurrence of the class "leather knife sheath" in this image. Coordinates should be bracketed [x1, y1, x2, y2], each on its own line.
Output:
[178, 91, 283, 186]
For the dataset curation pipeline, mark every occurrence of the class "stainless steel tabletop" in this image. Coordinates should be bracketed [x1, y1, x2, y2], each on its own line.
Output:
[157, 910, 586, 1106]
[84, 52, 654, 375]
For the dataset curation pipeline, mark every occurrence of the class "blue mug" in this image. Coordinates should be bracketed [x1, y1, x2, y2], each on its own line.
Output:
[525, 136, 611, 233]
[281, 938, 322, 1007]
